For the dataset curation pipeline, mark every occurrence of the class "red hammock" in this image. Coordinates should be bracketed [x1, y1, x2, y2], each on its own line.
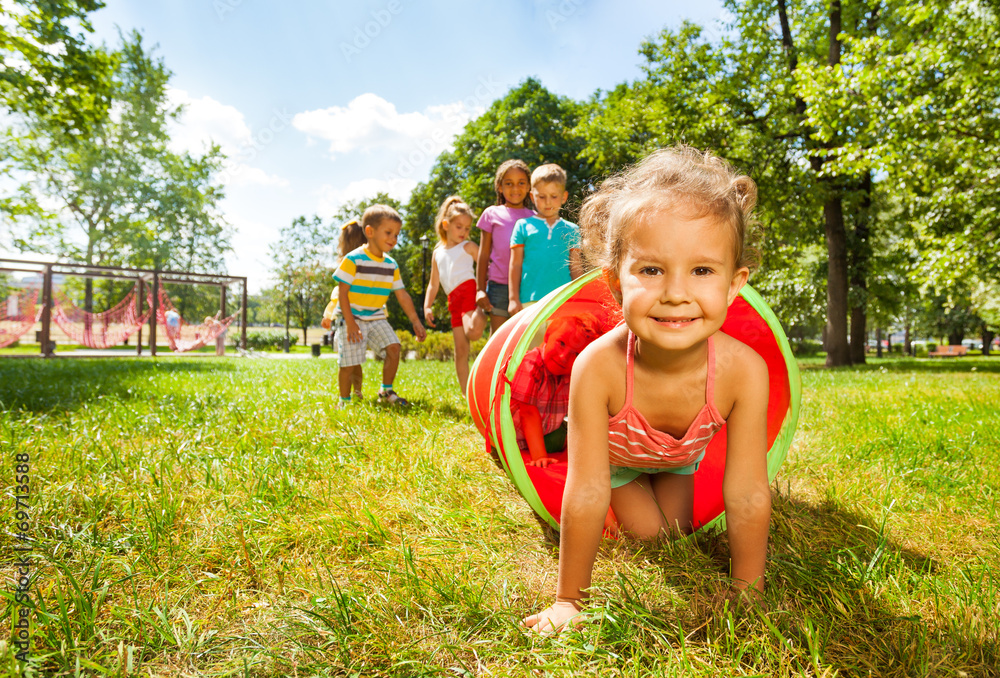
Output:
[0, 288, 41, 349]
[155, 286, 236, 352]
[52, 286, 152, 349]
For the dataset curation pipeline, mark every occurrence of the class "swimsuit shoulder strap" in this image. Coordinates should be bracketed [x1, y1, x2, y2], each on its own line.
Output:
[622, 330, 637, 409]
[706, 334, 716, 403]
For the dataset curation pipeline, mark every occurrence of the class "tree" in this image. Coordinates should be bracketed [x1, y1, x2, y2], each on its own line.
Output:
[2, 31, 230, 310]
[269, 215, 336, 347]
[576, 1, 998, 367]
[574, 21, 826, 343]
[0, 0, 113, 141]
[404, 78, 593, 245]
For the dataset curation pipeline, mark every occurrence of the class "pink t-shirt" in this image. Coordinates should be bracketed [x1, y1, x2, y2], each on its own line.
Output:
[476, 205, 535, 285]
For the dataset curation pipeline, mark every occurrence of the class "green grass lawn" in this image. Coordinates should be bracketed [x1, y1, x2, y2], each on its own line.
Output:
[1, 355, 997, 676]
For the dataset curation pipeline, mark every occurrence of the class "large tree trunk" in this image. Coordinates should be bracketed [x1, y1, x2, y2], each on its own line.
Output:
[983, 329, 994, 356]
[824, 192, 852, 367]
[823, 0, 852, 367]
[904, 321, 912, 355]
[781, 0, 852, 367]
[947, 330, 964, 346]
[849, 171, 872, 364]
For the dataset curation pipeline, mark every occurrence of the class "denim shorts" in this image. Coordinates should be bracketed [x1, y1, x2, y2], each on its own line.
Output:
[485, 280, 510, 318]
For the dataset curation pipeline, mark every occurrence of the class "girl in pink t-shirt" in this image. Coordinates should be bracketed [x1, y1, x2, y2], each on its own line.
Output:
[475, 159, 535, 332]
[523, 147, 771, 634]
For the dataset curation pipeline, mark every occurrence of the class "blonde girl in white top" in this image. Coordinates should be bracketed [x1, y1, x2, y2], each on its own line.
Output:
[423, 196, 487, 393]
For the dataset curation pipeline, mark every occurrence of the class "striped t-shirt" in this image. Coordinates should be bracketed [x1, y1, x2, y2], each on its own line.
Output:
[333, 246, 403, 321]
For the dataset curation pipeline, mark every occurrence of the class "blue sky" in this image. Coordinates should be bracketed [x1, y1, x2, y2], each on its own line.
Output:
[82, 1, 726, 292]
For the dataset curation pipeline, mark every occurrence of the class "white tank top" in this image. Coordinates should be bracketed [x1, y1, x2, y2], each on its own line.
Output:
[434, 241, 475, 294]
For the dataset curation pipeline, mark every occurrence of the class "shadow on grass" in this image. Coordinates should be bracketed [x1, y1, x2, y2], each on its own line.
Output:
[370, 398, 472, 422]
[530, 486, 997, 674]
[0, 358, 237, 413]
[655, 491, 997, 675]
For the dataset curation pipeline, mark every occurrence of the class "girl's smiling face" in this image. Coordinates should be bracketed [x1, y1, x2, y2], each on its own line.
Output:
[610, 206, 748, 354]
[500, 169, 530, 208]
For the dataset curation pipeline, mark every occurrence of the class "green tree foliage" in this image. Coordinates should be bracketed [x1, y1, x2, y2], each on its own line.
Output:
[4, 32, 229, 267]
[404, 78, 593, 245]
[0, 0, 113, 140]
[575, 20, 826, 348]
[269, 215, 336, 347]
[570, 0, 998, 365]
[3, 30, 231, 311]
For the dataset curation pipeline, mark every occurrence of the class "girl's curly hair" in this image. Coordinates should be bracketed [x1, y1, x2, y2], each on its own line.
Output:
[579, 146, 761, 276]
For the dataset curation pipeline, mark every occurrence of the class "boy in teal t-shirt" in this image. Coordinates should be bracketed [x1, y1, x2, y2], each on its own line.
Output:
[508, 164, 583, 315]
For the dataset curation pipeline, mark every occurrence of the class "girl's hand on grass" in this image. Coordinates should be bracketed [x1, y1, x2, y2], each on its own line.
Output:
[522, 600, 585, 634]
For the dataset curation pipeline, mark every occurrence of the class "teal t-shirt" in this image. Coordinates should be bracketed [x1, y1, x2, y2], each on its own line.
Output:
[510, 216, 580, 302]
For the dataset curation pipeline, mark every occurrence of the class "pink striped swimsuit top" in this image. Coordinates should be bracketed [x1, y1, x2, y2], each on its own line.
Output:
[607, 331, 725, 469]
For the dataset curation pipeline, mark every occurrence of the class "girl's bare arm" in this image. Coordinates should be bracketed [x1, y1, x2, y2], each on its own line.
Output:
[423, 255, 440, 327]
[523, 345, 612, 632]
[475, 231, 493, 312]
[721, 348, 771, 591]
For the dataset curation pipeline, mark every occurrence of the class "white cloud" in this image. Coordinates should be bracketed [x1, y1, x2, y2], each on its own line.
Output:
[316, 177, 418, 219]
[218, 163, 290, 189]
[166, 88, 289, 188]
[221, 211, 282, 292]
[293, 93, 479, 159]
[167, 88, 251, 155]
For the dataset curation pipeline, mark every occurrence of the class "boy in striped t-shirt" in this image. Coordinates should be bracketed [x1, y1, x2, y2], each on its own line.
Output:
[334, 205, 426, 406]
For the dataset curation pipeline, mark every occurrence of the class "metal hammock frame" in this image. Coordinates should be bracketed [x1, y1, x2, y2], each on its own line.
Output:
[0, 258, 248, 357]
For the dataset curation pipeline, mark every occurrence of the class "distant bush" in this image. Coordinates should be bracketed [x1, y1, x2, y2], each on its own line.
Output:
[233, 329, 298, 351]
[397, 330, 488, 361]
[792, 339, 823, 356]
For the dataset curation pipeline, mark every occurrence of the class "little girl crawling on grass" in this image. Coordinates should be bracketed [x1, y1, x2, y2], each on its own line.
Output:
[523, 146, 772, 633]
